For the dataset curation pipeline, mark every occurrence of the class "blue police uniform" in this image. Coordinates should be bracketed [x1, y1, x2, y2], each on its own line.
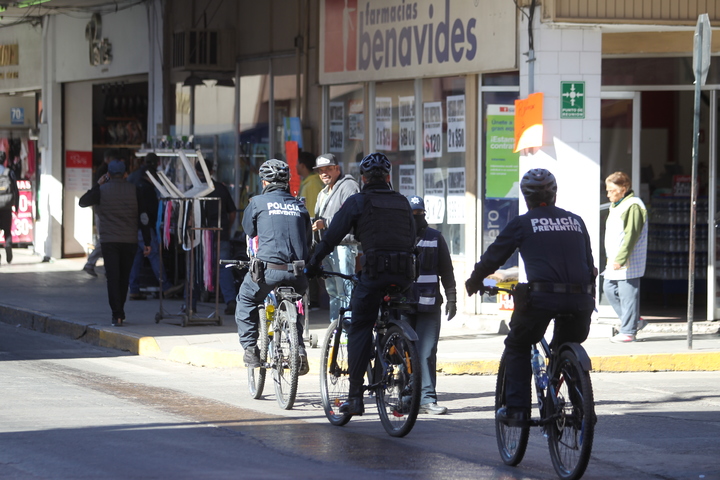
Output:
[468, 205, 595, 410]
[235, 186, 312, 350]
[311, 182, 416, 400]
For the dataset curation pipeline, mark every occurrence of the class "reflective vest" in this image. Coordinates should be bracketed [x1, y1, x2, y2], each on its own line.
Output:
[412, 228, 442, 312]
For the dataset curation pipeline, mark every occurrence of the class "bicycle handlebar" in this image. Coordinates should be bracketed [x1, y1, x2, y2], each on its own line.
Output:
[320, 269, 358, 282]
[481, 285, 514, 296]
[220, 259, 251, 268]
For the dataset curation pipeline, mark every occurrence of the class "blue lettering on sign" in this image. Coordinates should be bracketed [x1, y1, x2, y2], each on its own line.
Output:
[358, 0, 478, 72]
[10, 107, 23, 125]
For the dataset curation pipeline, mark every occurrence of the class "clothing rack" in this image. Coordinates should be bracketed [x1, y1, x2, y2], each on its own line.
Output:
[155, 196, 223, 327]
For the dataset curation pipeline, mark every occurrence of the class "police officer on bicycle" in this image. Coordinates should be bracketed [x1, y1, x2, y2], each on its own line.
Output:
[465, 168, 596, 425]
[237, 159, 312, 375]
[306, 152, 417, 416]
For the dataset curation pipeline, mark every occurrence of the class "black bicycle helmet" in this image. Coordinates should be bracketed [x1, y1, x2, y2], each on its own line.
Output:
[520, 168, 557, 207]
[259, 159, 290, 183]
[359, 152, 391, 175]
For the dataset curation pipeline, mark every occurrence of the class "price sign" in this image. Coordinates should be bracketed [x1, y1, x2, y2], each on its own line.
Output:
[423, 102, 442, 158]
[329, 102, 344, 152]
[447, 95, 465, 152]
[399, 96, 415, 151]
[375, 97, 392, 151]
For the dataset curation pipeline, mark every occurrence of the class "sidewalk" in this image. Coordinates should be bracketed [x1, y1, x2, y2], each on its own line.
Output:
[1, 247, 719, 373]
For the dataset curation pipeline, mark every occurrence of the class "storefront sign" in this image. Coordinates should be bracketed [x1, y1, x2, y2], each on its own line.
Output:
[65, 150, 93, 191]
[0, 179, 34, 246]
[398, 96, 415, 151]
[329, 102, 345, 152]
[398, 164, 415, 196]
[320, 0, 516, 84]
[348, 99, 364, 140]
[375, 97, 392, 150]
[483, 198, 519, 268]
[284, 117, 303, 148]
[446, 94, 465, 152]
[423, 101, 442, 158]
[86, 13, 113, 66]
[424, 167, 445, 224]
[0, 44, 18, 66]
[560, 81, 585, 119]
[486, 104, 519, 199]
[446, 167, 465, 224]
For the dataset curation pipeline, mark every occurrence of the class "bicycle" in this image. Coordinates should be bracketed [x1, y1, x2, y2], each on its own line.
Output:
[221, 259, 304, 410]
[485, 285, 596, 480]
[318, 270, 422, 437]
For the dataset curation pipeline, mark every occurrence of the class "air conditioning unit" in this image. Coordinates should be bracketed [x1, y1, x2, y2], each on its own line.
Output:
[172, 29, 235, 72]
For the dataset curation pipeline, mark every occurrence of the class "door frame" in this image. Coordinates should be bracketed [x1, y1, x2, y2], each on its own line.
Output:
[598, 91, 641, 319]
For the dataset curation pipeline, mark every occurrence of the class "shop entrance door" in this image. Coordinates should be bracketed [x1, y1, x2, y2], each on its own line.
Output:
[599, 92, 641, 317]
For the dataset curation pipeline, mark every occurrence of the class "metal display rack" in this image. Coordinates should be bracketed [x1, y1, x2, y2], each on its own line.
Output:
[155, 196, 223, 327]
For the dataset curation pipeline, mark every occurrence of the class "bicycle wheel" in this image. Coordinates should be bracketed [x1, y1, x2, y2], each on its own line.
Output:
[247, 306, 269, 399]
[272, 300, 300, 410]
[547, 349, 595, 480]
[319, 318, 352, 426]
[375, 325, 421, 437]
[495, 353, 530, 466]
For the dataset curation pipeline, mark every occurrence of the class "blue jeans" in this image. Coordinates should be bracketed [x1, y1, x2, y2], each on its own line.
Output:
[129, 230, 172, 294]
[603, 277, 641, 335]
[404, 310, 442, 405]
[321, 245, 357, 322]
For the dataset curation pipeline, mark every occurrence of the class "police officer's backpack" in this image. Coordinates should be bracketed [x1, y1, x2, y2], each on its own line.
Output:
[0, 169, 14, 210]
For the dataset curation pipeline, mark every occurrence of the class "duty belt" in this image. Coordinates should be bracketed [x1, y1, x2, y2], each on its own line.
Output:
[529, 282, 593, 294]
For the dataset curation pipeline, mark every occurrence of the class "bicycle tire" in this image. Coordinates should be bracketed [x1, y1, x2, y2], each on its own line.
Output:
[247, 306, 269, 399]
[273, 300, 300, 410]
[495, 353, 530, 466]
[375, 325, 421, 437]
[319, 318, 352, 426]
[547, 349, 595, 480]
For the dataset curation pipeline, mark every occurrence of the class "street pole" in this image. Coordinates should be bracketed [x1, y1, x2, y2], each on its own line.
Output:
[688, 14, 712, 350]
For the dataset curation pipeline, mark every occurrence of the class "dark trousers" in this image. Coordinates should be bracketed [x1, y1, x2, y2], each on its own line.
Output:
[503, 305, 592, 409]
[102, 242, 137, 321]
[405, 310, 442, 405]
[347, 271, 413, 398]
[0, 209, 12, 244]
[235, 268, 308, 350]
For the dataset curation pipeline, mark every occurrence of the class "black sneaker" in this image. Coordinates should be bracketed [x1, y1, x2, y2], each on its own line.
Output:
[496, 407, 529, 427]
[129, 293, 147, 300]
[83, 264, 98, 277]
[339, 397, 364, 416]
[243, 347, 261, 368]
[298, 347, 310, 376]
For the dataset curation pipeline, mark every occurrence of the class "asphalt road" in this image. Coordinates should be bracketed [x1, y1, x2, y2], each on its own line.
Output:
[1, 323, 719, 480]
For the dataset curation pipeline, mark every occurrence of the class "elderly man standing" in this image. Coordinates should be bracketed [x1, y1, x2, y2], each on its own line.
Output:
[312, 153, 360, 323]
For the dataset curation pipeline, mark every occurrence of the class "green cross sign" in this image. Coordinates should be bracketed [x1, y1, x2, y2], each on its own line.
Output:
[560, 81, 585, 119]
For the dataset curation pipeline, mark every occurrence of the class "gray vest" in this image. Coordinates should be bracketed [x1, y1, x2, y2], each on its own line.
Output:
[97, 180, 138, 244]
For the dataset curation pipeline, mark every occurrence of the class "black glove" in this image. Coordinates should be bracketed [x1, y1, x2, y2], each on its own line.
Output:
[304, 262, 323, 279]
[465, 276, 484, 297]
[445, 288, 457, 320]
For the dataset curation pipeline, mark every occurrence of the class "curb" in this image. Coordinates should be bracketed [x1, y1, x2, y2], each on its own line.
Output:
[2, 303, 720, 373]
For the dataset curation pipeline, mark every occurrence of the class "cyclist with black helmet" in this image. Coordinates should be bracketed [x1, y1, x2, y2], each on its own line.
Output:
[236, 159, 313, 375]
[465, 168, 596, 426]
[306, 152, 417, 416]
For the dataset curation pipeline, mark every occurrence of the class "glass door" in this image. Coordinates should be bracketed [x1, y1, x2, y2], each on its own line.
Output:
[599, 92, 640, 315]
